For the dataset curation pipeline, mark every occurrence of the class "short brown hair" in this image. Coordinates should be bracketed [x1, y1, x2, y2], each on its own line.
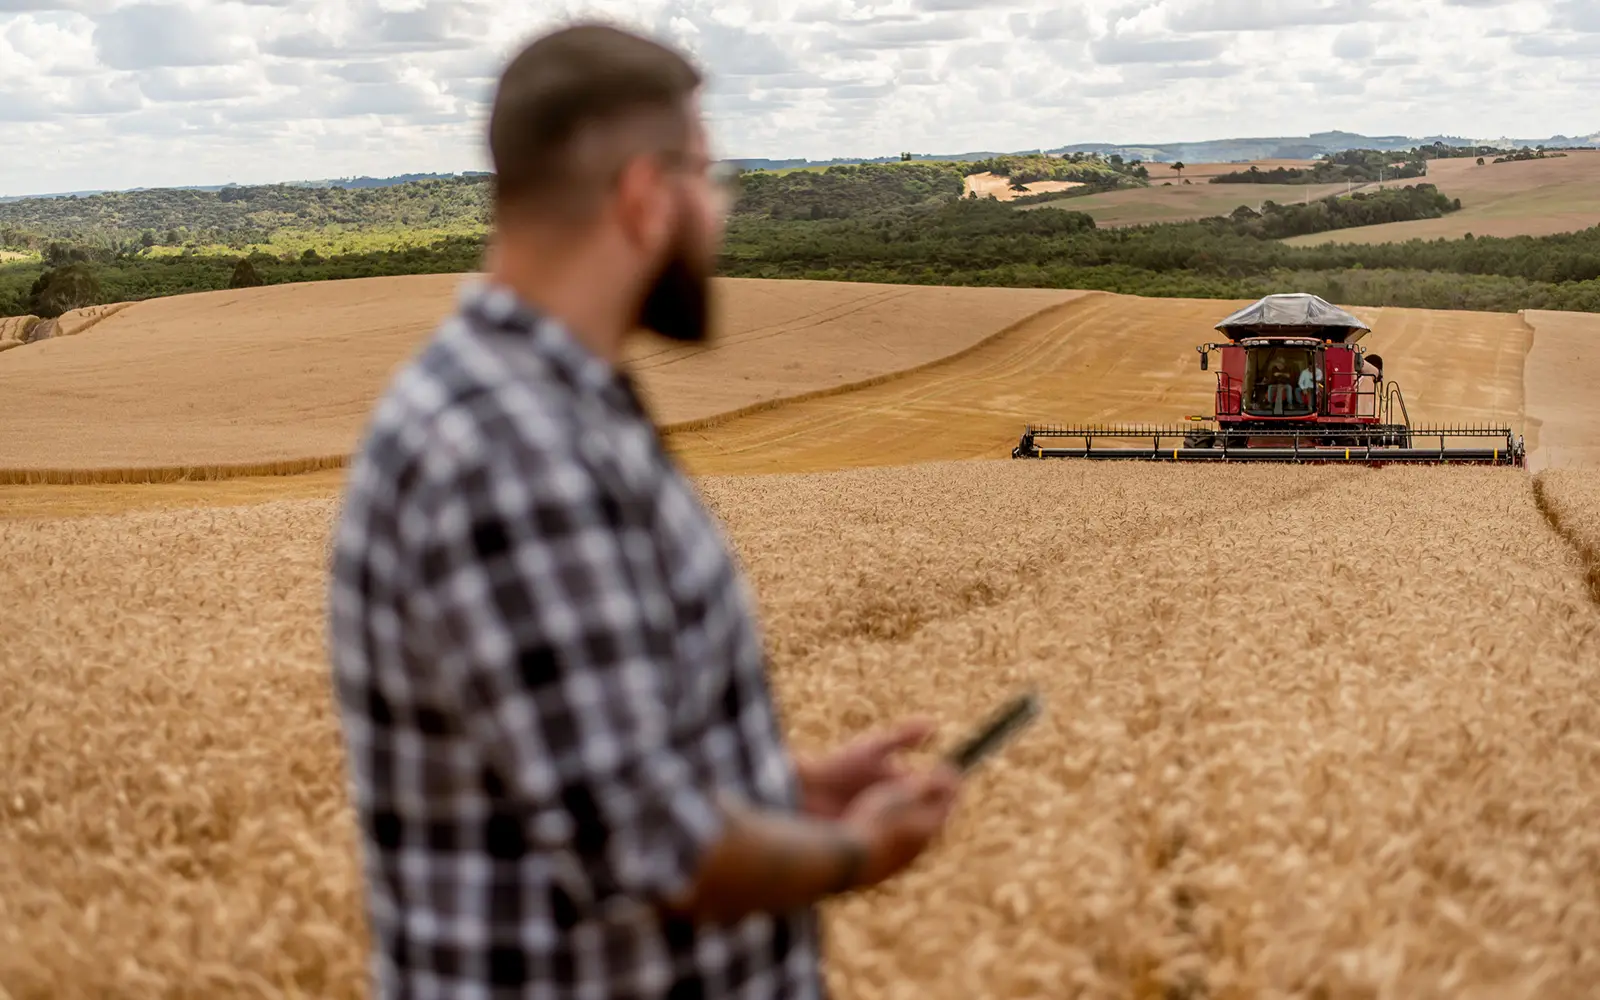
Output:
[487, 22, 703, 219]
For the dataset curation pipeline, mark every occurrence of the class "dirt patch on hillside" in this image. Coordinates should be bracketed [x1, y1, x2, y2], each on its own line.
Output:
[964, 172, 1085, 201]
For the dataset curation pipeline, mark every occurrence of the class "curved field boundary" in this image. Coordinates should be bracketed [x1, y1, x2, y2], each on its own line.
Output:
[0, 455, 352, 486]
[56, 302, 133, 339]
[662, 293, 1106, 436]
[0, 304, 130, 350]
[0, 295, 1093, 487]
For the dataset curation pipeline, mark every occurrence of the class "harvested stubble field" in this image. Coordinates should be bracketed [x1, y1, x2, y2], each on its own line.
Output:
[1522, 310, 1600, 472]
[1020, 175, 1358, 226]
[1285, 151, 1600, 246]
[0, 284, 1531, 517]
[3, 461, 1599, 1000]
[0, 275, 1078, 480]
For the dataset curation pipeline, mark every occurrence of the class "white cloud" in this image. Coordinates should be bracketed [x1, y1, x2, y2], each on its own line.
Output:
[1092, 32, 1228, 62]
[1332, 26, 1374, 58]
[1165, 0, 1393, 31]
[0, 0, 1591, 196]
[93, 3, 254, 69]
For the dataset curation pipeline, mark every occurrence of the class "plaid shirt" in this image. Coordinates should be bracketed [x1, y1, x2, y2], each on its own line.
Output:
[327, 279, 824, 1000]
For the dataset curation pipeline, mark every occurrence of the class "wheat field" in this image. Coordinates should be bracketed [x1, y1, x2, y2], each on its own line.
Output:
[3, 463, 1598, 999]
[0, 276, 1079, 478]
[3, 277, 1599, 1000]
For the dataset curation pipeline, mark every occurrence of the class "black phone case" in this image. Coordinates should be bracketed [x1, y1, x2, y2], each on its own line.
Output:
[946, 690, 1041, 772]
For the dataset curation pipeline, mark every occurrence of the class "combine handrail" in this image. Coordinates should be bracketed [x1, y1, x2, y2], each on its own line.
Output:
[1326, 373, 1379, 418]
[1385, 382, 1413, 430]
[1214, 372, 1243, 416]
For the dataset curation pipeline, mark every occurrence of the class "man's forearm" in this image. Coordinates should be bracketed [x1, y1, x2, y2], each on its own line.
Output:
[792, 756, 835, 817]
[664, 795, 868, 924]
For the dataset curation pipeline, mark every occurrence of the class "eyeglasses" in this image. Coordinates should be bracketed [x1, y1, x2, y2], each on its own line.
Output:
[707, 160, 743, 199]
[658, 149, 743, 205]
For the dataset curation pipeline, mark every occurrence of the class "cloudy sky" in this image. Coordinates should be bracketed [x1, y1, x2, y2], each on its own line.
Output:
[0, 0, 1594, 196]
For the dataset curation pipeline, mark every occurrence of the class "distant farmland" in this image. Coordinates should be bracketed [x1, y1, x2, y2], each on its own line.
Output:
[1286, 151, 1600, 245]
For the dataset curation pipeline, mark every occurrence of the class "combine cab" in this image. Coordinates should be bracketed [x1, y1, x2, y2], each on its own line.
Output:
[1013, 293, 1524, 466]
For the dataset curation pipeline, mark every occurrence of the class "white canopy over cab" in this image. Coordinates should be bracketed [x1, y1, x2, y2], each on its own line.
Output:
[1214, 293, 1371, 344]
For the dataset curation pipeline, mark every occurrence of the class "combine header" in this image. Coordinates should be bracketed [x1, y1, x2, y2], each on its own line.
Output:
[1013, 293, 1524, 466]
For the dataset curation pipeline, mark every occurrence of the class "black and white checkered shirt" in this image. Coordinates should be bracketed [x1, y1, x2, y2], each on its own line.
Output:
[327, 279, 824, 999]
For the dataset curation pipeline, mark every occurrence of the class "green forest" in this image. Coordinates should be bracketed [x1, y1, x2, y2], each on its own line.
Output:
[0, 175, 492, 257]
[3, 151, 1599, 320]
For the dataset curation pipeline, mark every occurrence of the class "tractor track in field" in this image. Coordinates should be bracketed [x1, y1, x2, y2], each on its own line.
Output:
[1532, 472, 1600, 608]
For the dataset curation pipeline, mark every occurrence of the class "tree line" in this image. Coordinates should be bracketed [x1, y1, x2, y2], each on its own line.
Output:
[0, 237, 487, 318]
[4, 157, 1599, 320]
[0, 176, 493, 254]
[716, 186, 1600, 313]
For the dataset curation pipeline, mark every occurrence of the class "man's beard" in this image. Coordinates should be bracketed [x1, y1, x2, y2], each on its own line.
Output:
[636, 228, 712, 344]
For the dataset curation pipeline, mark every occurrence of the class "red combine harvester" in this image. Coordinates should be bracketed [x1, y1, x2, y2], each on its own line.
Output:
[1013, 293, 1525, 466]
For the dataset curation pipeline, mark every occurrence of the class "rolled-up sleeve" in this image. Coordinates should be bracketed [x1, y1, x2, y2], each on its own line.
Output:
[402, 439, 723, 906]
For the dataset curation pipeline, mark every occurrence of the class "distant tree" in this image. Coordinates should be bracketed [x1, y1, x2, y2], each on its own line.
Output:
[901, 151, 913, 162]
[44, 242, 88, 267]
[1171, 161, 1185, 176]
[229, 258, 264, 289]
[139, 230, 157, 248]
[27, 263, 101, 318]
[300, 247, 322, 264]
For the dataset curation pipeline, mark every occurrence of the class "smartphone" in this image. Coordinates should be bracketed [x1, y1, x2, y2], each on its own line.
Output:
[944, 689, 1042, 773]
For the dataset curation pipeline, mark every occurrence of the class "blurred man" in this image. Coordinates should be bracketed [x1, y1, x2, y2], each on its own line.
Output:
[327, 21, 962, 1000]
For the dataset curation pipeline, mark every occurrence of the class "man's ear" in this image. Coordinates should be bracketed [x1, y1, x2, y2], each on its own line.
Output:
[612, 154, 672, 258]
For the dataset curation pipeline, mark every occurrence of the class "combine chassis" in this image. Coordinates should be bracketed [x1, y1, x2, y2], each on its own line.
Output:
[1014, 423, 1525, 466]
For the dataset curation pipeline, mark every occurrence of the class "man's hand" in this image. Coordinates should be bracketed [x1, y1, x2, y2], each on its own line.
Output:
[661, 757, 963, 925]
[797, 719, 937, 819]
[840, 762, 962, 888]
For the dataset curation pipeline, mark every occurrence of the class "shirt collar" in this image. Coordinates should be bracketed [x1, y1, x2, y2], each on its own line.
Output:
[456, 277, 625, 406]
